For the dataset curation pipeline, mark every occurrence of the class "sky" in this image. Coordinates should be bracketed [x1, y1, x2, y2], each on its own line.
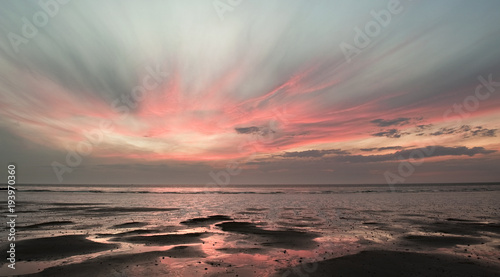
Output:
[1, 0, 499, 185]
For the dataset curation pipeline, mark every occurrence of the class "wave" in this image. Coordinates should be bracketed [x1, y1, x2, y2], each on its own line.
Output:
[18, 189, 283, 194]
[17, 186, 500, 195]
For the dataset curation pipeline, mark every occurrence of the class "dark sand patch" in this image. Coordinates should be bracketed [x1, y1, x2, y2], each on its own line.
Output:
[7, 210, 39, 213]
[338, 216, 367, 221]
[403, 235, 486, 247]
[91, 207, 179, 213]
[281, 216, 321, 222]
[216, 222, 318, 249]
[460, 222, 500, 234]
[23, 246, 206, 277]
[49, 203, 107, 206]
[98, 226, 181, 238]
[72, 224, 103, 230]
[392, 217, 500, 236]
[19, 221, 74, 229]
[329, 207, 352, 211]
[246, 208, 268, 211]
[424, 221, 500, 236]
[399, 213, 425, 217]
[237, 211, 262, 215]
[42, 207, 90, 212]
[115, 229, 159, 236]
[275, 250, 500, 277]
[112, 229, 160, 236]
[163, 245, 207, 258]
[446, 218, 476, 222]
[277, 221, 321, 228]
[216, 247, 267, 254]
[376, 225, 412, 234]
[180, 215, 232, 225]
[111, 222, 148, 229]
[0, 235, 117, 262]
[359, 209, 393, 214]
[111, 232, 209, 245]
[42, 206, 179, 213]
[362, 221, 384, 225]
[396, 217, 426, 225]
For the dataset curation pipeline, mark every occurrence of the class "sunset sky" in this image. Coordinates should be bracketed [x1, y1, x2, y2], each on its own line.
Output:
[1, 0, 499, 184]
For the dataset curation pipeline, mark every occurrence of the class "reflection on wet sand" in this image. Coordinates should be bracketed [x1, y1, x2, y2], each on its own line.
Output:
[1, 186, 500, 276]
[4, 210, 499, 277]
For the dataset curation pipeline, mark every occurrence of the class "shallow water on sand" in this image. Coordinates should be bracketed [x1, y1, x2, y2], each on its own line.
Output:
[1, 184, 500, 276]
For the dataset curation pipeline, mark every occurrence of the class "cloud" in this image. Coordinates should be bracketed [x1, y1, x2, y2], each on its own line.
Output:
[378, 146, 405, 151]
[360, 146, 404, 152]
[235, 126, 262, 134]
[372, 125, 497, 139]
[430, 126, 467, 136]
[235, 126, 276, 137]
[281, 149, 349, 158]
[370, 118, 411, 127]
[430, 125, 497, 138]
[465, 126, 497, 138]
[372, 129, 408, 138]
[277, 145, 495, 162]
[335, 146, 496, 163]
[416, 124, 433, 131]
[370, 118, 426, 138]
[413, 124, 433, 136]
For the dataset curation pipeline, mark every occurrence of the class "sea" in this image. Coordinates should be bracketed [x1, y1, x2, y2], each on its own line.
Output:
[2, 183, 499, 276]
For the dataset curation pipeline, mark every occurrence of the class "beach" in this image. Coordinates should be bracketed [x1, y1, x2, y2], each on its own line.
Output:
[1, 184, 499, 276]
[2, 0, 500, 276]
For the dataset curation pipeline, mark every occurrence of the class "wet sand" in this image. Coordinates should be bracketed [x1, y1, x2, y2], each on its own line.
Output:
[111, 222, 149, 229]
[0, 235, 118, 262]
[180, 215, 232, 225]
[110, 232, 209, 245]
[4, 212, 498, 277]
[19, 221, 74, 230]
[275, 250, 500, 277]
[215, 221, 319, 249]
[23, 246, 206, 277]
[1, 186, 499, 276]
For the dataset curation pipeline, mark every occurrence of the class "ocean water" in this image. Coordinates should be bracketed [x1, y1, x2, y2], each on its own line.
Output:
[15, 183, 500, 229]
[13, 183, 499, 230]
[3, 183, 500, 276]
